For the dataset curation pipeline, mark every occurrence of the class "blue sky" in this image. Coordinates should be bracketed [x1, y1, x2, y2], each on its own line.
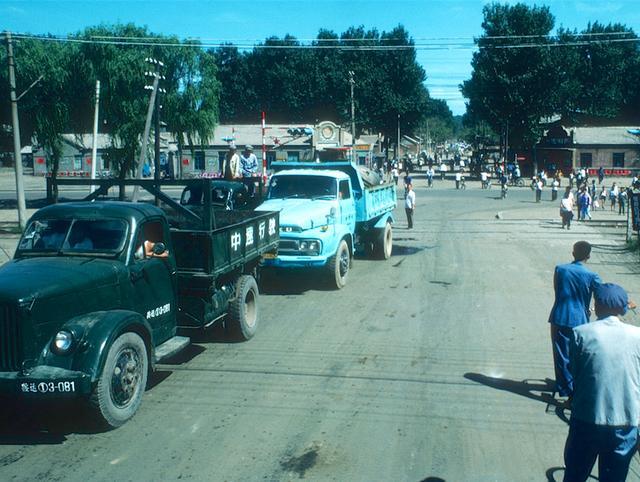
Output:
[4, 0, 640, 115]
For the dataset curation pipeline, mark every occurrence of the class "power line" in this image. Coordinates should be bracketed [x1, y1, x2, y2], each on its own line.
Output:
[10, 32, 640, 51]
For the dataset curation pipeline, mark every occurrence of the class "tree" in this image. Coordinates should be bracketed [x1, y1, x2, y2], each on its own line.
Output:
[555, 23, 640, 118]
[461, 3, 557, 152]
[11, 36, 75, 181]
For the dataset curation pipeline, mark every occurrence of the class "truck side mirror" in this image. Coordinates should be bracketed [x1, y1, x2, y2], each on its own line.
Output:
[329, 207, 336, 218]
[152, 242, 167, 256]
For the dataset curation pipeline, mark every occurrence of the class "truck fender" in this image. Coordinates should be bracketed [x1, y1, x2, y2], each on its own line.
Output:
[373, 213, 394, 229]
[40, 310, 154, 383]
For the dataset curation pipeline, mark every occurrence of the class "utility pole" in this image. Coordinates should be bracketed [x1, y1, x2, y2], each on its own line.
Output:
[349, 71, 355, 162]
[90, 80, 101, 193]
[5, 31, 27, 231]
[397, 114, 401, 160]
[132, 58, 163, 202]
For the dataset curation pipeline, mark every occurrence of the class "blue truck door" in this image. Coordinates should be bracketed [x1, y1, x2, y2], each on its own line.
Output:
[338, 179, 356, 233]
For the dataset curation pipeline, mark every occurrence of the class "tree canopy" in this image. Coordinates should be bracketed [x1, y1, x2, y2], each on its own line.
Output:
[212, 25, 441, 145]
[462, 2, 640, 151]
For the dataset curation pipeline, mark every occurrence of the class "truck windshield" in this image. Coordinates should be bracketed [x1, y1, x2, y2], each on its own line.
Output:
[18, 218, 128, 254]
[268, 175, 337, 199]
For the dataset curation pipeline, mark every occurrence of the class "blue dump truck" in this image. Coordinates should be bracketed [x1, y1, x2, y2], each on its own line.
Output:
[256, 161, 397, 289]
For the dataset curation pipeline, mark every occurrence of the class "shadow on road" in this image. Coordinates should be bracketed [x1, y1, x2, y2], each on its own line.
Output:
[464, 373, 571, 423]
[0, 398, 109, 444]
[260, 270, 335, 295]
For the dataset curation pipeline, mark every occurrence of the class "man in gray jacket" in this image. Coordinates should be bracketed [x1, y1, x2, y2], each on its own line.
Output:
[563, 283, 639, 481]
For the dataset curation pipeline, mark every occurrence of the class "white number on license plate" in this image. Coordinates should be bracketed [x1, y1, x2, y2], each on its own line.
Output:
[20, 381, 76, 394]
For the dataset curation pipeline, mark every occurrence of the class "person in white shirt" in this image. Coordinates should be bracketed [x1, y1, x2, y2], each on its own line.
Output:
[223, 144, 241, 180]
[481, 171, 488, 189]
[405, 183, 416, 229]
[391, 167, 399, 186]
[455, 171, 462, 189]
[560, 189, 574, 229]
[551, 177, 560, 201]
[426, 167, 434, 187]
[439, 162, 446, 180]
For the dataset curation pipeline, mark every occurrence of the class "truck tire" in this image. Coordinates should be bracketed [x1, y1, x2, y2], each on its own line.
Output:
[327, 240, 350, 289]
[373, 222, 393, 260]
[227, 275, 259, 340]
[90, 332, 148, 429]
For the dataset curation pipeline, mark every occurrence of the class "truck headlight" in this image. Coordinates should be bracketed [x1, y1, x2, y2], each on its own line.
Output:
[299, 240, 320, 255]
[52, 330, 74, 355]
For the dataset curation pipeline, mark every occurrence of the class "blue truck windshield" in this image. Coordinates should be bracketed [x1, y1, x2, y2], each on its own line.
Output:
[268, 175, 337, 199]
[18, 219, 128, 253]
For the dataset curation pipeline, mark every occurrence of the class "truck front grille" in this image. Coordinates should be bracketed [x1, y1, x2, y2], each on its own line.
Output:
[278, 240, 299, 254]
[0, 306, 21, 371]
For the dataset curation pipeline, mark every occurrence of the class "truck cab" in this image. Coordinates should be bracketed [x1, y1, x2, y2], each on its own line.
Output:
[256, 161, 396, 289]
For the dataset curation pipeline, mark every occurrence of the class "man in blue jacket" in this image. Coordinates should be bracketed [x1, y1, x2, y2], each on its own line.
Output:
[548, 241, 601, 398]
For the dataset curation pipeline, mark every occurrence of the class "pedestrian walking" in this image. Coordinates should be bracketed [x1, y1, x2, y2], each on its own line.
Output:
[563, 283, 639, 482]
[577, 188, 592, 221]
[619, 187, 627, 215]
[598, 186, 607, 210]
[551, 178, 559, 201]
[391, 166, 399, 186]
[560, 191, 574, 230]
[598, 165, 605, 185]
[455, 171, 462, 189]
[403, 173, 413, 198]
[426, 166, 434, 188]
[405, 183, 415, 229]
[589, 179, 597, 199]
[535, 177, 543, 203]
[481, 171, 488, 189]
[569, 170, 575, 189]
[547, 241, 601, 398]
[610, 183, 619, 211]
[439, 162, 446, 181]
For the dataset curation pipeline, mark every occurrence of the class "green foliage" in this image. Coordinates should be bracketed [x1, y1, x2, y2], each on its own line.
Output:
[462, 3, 557, 149]
[1, 25, 220, 178]
[463, 4, 640, 148]
[213, 25, 432, 141]
[555, 22, 639, 118]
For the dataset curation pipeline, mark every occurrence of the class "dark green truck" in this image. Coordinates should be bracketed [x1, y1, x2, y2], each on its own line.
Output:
[0, 179, 278, 428]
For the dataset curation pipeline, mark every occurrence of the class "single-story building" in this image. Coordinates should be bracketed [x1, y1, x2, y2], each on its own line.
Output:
[515, 115, 640, 177]
[29, 120, 353, 177]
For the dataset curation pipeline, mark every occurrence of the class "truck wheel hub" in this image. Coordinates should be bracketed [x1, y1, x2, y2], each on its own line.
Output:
[111, 348, 141, 408]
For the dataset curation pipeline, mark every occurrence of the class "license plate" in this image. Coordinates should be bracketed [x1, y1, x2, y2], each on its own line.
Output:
[20, 381, 77, 394]
[262, 253, 277, 259]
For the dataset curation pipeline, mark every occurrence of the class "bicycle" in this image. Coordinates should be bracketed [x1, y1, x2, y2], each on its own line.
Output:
[501, 184, 508, 199]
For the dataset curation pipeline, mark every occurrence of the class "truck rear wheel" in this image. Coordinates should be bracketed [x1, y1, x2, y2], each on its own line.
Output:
[228, 275, 259, 340]
[374, 222, 393, 260]
[90, 332, 148, 429]
[328, 240, 350, 289]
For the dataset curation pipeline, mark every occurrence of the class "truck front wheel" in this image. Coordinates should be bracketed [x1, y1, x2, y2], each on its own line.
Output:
[328, 240, 350, 289]
[374, 222, 393, 260]
[90, 332, 148, 429]
[228, 275, 259, 340]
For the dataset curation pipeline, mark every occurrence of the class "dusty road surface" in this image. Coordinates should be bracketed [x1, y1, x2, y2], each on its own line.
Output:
[1, 175, 639, 481]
